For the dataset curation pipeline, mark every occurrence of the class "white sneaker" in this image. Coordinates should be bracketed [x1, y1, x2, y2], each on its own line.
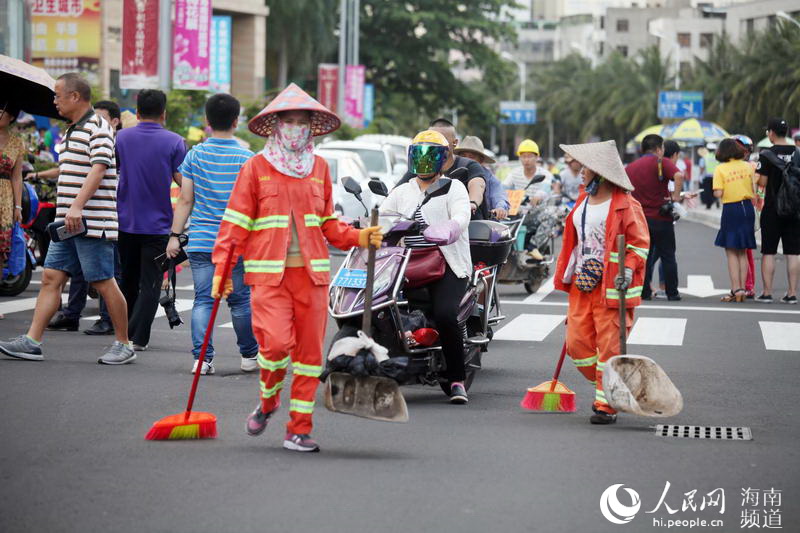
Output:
[133, 344, 148, 352]
[192, 360, 215, 375]
[240, 356, 258, 372]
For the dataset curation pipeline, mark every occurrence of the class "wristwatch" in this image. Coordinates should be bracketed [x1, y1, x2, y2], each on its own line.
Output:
[169, 232, 186, 238]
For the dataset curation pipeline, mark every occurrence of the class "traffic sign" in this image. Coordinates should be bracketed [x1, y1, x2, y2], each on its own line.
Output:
[500, 101, 537, 125]
[658, 91, 703, 119]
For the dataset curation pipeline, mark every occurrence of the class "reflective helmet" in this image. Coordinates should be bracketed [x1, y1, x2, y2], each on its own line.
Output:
[408, 130, 449, 175]
[516, 139, 540, 156]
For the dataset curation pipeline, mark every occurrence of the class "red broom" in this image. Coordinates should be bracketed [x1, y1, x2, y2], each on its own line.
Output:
[520, 339, 577, 413]
[145, 246, 236, 440]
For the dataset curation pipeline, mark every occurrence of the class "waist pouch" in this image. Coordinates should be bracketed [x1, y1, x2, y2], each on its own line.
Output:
[575, 257, 603, 292]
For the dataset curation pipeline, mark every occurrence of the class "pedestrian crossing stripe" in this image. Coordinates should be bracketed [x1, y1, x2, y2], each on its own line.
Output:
[758, 322, 800, 351]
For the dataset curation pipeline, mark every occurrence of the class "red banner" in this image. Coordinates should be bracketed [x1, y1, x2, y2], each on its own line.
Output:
[121, 0, 159, 89]
[317, 64, 339, 114]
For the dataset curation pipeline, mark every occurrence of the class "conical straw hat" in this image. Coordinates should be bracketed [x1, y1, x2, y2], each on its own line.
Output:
[559, 140, 634, 191]
[248, 83, 340, 137]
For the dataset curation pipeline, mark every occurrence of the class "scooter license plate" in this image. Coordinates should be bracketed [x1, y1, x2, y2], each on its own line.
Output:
[332, 268, 368, 288]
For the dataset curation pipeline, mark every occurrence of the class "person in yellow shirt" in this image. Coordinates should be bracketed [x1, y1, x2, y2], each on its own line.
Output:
[713, 138, 756, 302]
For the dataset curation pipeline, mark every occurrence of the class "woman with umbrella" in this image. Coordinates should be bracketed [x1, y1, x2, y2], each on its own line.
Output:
[0, 101, 25, 281]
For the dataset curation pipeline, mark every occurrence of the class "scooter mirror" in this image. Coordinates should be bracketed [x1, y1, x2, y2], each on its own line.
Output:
[342, 176, 362, 196]
[528, 174, 546, 187]
[368, 179, 389, 197]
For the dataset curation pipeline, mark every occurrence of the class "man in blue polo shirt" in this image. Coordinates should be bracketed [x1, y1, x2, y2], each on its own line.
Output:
[166, 93, 258, 375]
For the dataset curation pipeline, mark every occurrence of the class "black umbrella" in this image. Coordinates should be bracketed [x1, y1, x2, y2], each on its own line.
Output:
[0, 54, 61, 119]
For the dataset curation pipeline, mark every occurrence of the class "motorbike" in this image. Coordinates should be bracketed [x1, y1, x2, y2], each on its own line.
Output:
[496, 175, 566, 294]
[325, 175, 513, 395]
[0, 178, 55, 297]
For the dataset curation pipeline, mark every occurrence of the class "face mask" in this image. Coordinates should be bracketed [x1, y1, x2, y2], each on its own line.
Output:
[585, 176, 604, 196]
[277, 121, 311, 151]
[417, 174, 437, 182]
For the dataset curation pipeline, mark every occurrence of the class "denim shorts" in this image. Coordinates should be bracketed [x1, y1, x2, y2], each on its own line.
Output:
[43, 235, 116, 282]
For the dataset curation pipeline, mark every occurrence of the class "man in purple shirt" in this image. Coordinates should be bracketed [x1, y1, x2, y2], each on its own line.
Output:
[115, 90, 186, 350]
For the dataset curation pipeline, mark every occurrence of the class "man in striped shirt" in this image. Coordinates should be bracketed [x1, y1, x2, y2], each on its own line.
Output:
[166, 93, 258, 375]
[0, 73, 134, 364]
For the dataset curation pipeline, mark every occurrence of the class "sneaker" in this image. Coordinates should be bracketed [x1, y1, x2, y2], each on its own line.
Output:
[246, 405, 276, 436]
[755, 294, 773, 304]
[781, 294, 798, 305]
[590, 409, 617, 425]
[47, 312, 79, 331]
[191, 360, 215, 375]
[654, 290, 667, 300]
[84, 319, 114, 335]
[0, 335, 44, 361]
[240, 355, 258, 373]
[283, 432, 320, 452]
[449, 382, 468, 404]
[97, 341, 136, 365]
[132, 344, 148, 352]
[667, 294, 682, 301]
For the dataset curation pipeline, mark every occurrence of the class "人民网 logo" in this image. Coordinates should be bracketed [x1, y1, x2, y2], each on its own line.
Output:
[600, 484, 641, 525]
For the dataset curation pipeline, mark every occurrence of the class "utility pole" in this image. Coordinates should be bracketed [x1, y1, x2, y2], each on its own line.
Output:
[158, 0, 173, 91]
[337, 0, 360, 121]
[337, 0, 347, 116]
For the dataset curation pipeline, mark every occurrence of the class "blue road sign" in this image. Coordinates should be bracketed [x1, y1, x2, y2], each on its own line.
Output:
[500, 101, 537, 125]
[658, 91, 703, 119]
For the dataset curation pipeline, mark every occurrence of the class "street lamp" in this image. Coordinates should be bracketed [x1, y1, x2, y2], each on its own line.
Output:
[500, 51, 526, 102]
[649, 29, 680, 90]
[776, 10, 800, 30]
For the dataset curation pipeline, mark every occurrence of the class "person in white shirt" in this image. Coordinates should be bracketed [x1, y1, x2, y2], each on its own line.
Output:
[380, 130, 472, 404]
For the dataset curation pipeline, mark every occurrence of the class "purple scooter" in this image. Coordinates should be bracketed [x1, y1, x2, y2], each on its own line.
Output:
[324, 177, 513, 411]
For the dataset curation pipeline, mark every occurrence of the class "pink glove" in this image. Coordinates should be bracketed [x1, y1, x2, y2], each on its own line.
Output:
[423, 220, 462, 245]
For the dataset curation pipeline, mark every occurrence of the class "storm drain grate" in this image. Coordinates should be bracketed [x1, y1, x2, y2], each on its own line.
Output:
[654, 425, 753, 441]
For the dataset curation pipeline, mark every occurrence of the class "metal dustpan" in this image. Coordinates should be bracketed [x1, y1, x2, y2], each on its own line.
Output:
[603, 235, 683, 418]
[324, 207, 408, 422]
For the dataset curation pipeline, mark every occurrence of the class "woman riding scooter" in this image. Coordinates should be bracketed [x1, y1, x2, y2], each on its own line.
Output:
[380, 130, 473, 404]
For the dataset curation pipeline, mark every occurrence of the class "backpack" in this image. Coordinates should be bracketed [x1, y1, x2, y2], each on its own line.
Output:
[760, 148, 800, 220]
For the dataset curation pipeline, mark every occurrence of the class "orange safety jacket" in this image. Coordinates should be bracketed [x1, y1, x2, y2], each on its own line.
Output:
[554, 187, 650, 308]
[213, 154, 360, 286]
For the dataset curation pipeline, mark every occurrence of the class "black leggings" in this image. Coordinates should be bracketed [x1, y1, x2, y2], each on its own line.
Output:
[428, 266, 468, 382]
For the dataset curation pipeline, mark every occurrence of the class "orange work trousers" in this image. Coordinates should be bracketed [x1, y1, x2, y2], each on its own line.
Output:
[250, 267, 328, 435]
[566, 284, 634, 414]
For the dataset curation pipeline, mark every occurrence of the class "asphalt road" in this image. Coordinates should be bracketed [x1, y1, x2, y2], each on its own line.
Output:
[1, 221, 798, 533]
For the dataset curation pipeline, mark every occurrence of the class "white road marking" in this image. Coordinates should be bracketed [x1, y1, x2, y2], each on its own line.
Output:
[759, 322, 800, 351]
[522, 276, 554, 304]
[499, 300, 800, 315]
[0, 297, 40, 315]
[679, 275, 729, 298]
[628, 317, 687, 346]
[493, 313, 564, 342]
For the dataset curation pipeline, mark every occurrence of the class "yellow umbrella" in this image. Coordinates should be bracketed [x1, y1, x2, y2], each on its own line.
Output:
[626, 125, 664, 152]
[661, 118, 728, 144]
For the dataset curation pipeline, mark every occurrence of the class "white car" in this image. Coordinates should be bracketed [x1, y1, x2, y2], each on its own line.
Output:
[320, 140, 403, 188]
[354, 134, 411, 171]
[316, 148, 376, 220]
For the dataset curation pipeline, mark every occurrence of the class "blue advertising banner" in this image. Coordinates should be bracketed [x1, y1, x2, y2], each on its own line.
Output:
[363, 83, 374, 127]
[209, 15, 231, 93]
[658, 91, 703, 119]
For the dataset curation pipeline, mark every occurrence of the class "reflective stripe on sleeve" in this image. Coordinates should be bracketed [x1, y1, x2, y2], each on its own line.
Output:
[320, 214, 338, 223]
[304, 214, 321, 227]
[222, 208, 254, 231]
[626, 244, 649, 260]
[606, 286, 643, 299]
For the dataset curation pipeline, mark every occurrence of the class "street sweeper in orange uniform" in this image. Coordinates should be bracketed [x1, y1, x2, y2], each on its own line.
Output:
[211, 84, 382, 452]
[553, 140, 650, 425]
